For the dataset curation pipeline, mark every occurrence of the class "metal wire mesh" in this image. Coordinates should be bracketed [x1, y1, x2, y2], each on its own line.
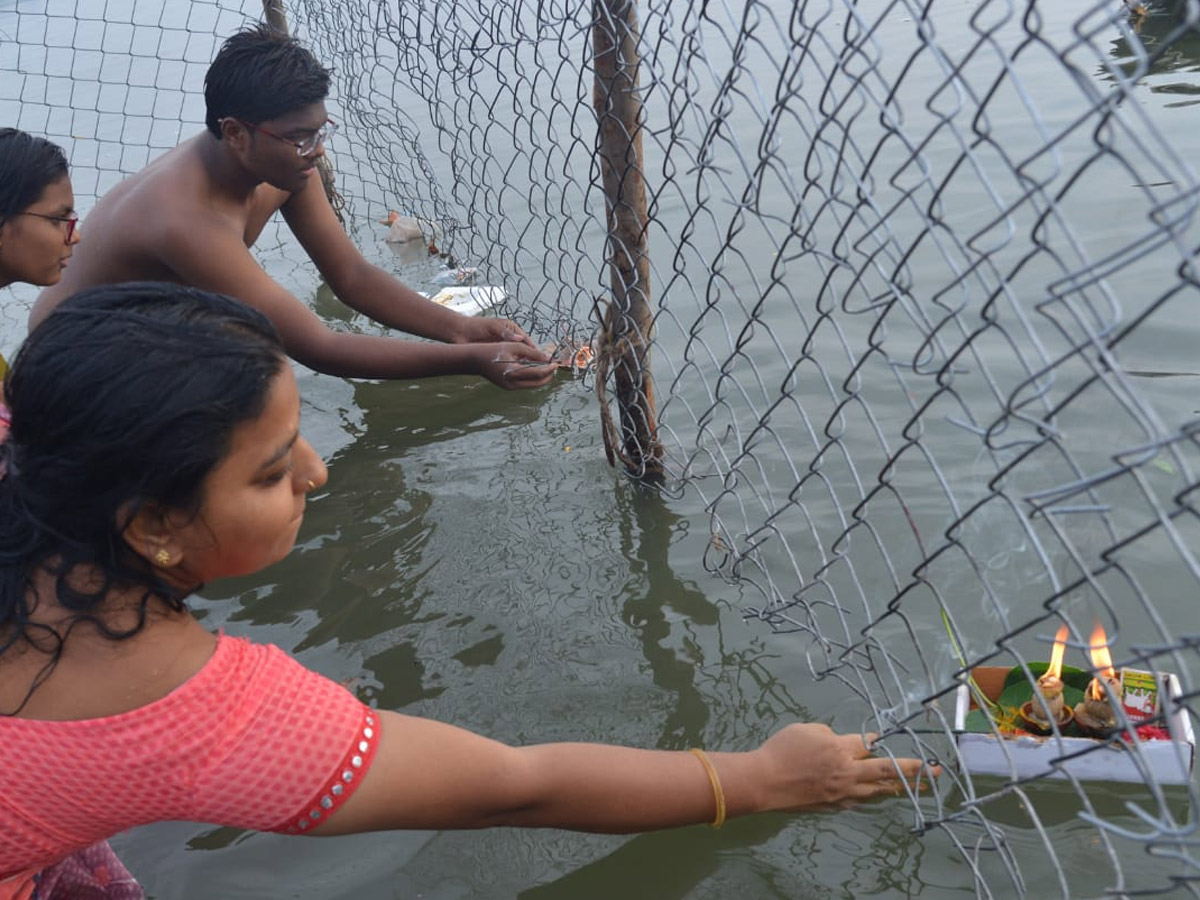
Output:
[3, 0, 1200, 895]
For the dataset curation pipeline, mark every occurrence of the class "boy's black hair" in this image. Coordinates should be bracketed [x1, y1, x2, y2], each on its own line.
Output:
[204, 23, 331, 137]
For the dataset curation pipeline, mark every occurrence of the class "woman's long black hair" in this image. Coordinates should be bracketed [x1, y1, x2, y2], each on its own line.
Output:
[0, 128, 69, 222]
[0, 282, 286, 712]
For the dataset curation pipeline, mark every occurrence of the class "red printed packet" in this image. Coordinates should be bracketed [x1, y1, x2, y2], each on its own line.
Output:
[1121, 668, 1160, 723]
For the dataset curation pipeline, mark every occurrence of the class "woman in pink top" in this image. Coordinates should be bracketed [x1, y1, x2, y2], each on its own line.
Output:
[0, 283, 935, 898]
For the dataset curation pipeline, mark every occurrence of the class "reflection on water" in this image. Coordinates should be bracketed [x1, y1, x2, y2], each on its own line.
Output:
[521, 817, 796, 900]
[952, 777, 1191, 831]
[1105, 0, 1200, 101]
[615, 486, 719, 749]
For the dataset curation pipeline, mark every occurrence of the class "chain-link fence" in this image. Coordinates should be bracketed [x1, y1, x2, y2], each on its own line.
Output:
[4, 0, 1200, 895]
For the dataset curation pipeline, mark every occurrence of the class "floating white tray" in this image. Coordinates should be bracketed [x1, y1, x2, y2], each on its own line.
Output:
[954, 667, 1195, 785]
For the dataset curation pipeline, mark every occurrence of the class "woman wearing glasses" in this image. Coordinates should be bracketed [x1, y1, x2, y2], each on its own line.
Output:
[0, 129, 79, 297]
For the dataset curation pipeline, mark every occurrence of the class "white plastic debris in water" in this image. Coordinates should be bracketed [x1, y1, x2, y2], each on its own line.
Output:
[430, 266, 480, 287]
[381, 211, 442, 245]
[424, 285, 505, 317]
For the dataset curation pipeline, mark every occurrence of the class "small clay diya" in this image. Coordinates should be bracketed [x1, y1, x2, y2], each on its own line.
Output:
[1020, 633, 1071, 736]
[1077, 624, 1122, 738]
[1073, 685, 1120, 738]
[1019, 699, 1075, 735]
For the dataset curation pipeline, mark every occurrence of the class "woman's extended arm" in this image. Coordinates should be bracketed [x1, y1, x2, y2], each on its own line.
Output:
[311, 711, 933, 836]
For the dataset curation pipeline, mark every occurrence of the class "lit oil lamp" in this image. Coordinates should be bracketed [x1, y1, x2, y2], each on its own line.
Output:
[1020, 624, 1074, 734]
[1073, 623, 1122, 737]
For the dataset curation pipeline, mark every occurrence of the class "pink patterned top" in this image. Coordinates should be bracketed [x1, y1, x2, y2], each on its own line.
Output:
[0, 635, 381, 898]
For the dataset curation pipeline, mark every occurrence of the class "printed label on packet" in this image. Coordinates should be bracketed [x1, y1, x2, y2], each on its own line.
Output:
[1120, 668, 1160, 722]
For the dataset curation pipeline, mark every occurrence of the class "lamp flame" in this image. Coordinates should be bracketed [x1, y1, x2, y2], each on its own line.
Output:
[1089, 623, 1115, 677]
[1047, 624, 1068, 679]
[1087, 623, 1118, 701]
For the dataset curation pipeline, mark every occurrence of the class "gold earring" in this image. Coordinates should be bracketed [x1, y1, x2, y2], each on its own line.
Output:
[155, 549, 171, 566]
[307, 480, 317, 491]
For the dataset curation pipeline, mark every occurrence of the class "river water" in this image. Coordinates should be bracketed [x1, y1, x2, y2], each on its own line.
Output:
[2, 0, 1199, 896]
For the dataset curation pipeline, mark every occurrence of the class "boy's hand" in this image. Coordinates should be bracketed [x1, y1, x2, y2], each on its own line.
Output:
[477, 343, 556, 389]
[455, 316, 539, 351]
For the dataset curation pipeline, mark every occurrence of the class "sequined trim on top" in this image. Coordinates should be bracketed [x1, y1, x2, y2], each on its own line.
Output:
[278, 707, 380, 834]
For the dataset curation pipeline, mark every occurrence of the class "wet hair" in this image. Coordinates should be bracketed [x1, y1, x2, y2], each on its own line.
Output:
[204, 23, 331, 137]
[0, 128, 69, 223]
[0, 282, 286, 712]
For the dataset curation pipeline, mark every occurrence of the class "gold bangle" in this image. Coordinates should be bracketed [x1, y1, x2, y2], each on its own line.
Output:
[689, 748, 726, 829]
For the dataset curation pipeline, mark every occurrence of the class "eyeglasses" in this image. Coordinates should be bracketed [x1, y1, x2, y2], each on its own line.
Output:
[236, 118, 337, 156]
[13, 211, 78, 242]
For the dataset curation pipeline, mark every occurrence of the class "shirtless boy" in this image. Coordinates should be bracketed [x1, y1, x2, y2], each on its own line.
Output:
[31, 25, 555, 389]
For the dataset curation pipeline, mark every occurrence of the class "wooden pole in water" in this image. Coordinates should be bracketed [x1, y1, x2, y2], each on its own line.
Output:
[262, 0, 289, 36]
[260, 0, 346, 226]
[592, 0, 664, 482]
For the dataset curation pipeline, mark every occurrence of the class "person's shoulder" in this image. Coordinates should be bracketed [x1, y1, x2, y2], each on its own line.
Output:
[131, 152, 238, 241]
[89, 151, 207, 236]
[98, 186, 226, 266]
[130, 146, 211, 208]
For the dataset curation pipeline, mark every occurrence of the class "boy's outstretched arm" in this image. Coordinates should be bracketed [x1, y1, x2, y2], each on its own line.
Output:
[282, 172, 539, 351]
[159, 212, 554, 386]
